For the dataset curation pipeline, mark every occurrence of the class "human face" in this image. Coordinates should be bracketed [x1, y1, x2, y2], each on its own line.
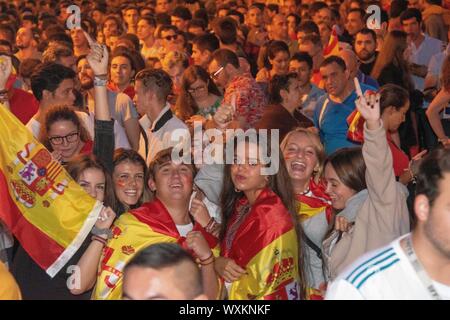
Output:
[59, 55, 77, 72]
[231, 142, 268, 196]
[123, 266, 193, 300]
[125, 9, 139, 28]
[78, 168, 106, 202]
[324, 163, 356, 210]
[283, 132, 319, 185]
[156, 0, 172, 14]
[289, 60, 311, 87]
[283, 0, 297, 15]
[148, 161, 194, 203]
[385, 102, 410, 132]
[355, 33, 377, 61]
[47, 78, 76, 106]
[167, 63, 185, 93]
[92, 10, 104, 25]
[319, 23, 332, 45]
[48, 120, 81, 161]
[191, 44, 210, 69]
[171, 16, 188, 32]
[422, 173, 450, 259]
[103, 19, 119, 38]
[248, 7, 263, 28]
[317, 8, 332, 25]
[320, 62, 348, 97]
[111, 56, 135, 88]
[346, 12, 364, 36]
[402, 17, 421, 40]
[16, 27, 33, 49]
[188, 27, 205, 37]
[137, 20, 155, 41]
[283, 78, 302, 108]
[70, 28, 88, 47]
[161, 30, 179, 51]
[298, 41, 321, 59]
[77, 58, 94, 90]
[113, 161, 145, 207]
[188, 79, 208, 101]
[208, 59, 228, 89]
[271, 15, 288, 40]
[270, 51, 290, 75]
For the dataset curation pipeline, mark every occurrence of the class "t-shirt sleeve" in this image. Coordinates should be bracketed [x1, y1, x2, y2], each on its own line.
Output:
[325, 279, 365, 300]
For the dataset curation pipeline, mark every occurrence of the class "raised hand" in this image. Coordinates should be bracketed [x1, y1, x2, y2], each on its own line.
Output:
[185, 231, 212, 261]
[84, 31, 109, 76]
[0, 55, 12, 90]
[354, 77, 381, 129]
[190, 198, 211, 227]
[95, 206, 116, 230]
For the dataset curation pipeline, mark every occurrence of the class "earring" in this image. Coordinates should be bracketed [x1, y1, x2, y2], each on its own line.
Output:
[235, 187, 241, 193]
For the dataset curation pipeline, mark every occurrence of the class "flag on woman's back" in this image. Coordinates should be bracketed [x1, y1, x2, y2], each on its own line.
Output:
[0, 104, 102, 277]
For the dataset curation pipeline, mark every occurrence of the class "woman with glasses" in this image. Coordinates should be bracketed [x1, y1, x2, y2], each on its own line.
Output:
[175, 65, 223, 124]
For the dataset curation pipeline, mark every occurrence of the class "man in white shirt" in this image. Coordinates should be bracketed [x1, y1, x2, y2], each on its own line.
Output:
[326, 148, 450, 300]
[133, 69, 188, 165]
[401, 8, 444, 92]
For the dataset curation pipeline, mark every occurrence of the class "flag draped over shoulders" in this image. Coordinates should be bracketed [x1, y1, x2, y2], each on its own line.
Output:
[220, 188, 300, 300]
[93, 198, 217, 300]
[0, 104, 102, 277]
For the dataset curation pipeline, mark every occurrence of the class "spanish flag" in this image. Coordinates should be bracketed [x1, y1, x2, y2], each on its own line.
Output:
[220, 188, 301, 300]
[93, 198, 218, 300]
[323, 26, 340, 58]
[0, 104, 102, 277]
[295, 178, 332, 223]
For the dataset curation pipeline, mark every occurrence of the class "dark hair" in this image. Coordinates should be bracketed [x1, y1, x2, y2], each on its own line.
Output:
[66, 154, 115, 208]
[390, 0, 408, 18]
[297, 20, 320, 35]
[400, 8, 422, 24]
[264, 40, 290, 70]
[213, 17, 237, 45]
[0, 39, 12, 52]
[156, 13, 172, 26]
[188, 19, 207, 31]
[348, 8, 366, 20]
[112, 148, 148, 214]
[379, 84, 410, 114]
[175, 65, 222, 121]
[158, 24, 178, 38]
[415, 148, 450, 208]
[193, 33, 219, 53]
[110, 47, 137, 72]
[320, 55, 347, 71]
[356, 28, 377, 42]
[287, 13, 302, 27]
[30, 62, 76, 101]
[212, 48, 240, 69]
[117, 33, 140, 51]
[193, 8, 209, 26]
[291, 52, 313, 70]
[310, 1, 329, 16]
[219, 133, 307, 299]
[47, 32, 74, 50]
[269, 72, 298, 104]
[19, 58, 41, 79]
[22, 14, 38, 25]
[267, 4, 279, 13]
[325, 147, 367, 192]
[102, 15, 124, 36]
[139, 15, 156, 28]
[124, 243, 204, 298]
[135, 68, 173, 103]
[40, 105, 91, 152]
[171, 6, 192, 21]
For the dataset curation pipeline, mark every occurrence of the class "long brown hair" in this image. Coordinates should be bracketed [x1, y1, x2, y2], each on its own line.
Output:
[219, 133, 308, 299]
[175, 65, 222, 121]
[66, 154, 116, 209]
[371, 30, 413, 92]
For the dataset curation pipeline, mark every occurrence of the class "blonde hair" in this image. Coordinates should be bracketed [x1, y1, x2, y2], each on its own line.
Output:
[161, 50, 189, 71]
[280, 128, 326, 183]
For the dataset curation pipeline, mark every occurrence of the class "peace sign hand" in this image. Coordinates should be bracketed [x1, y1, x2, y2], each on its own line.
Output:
[84, 31, 109, 76]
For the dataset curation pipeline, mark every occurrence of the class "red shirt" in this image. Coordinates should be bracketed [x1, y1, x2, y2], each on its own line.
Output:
[9, 88, 39, 125]
[107, 82, 135, 100]
[80, 140, 94, 155]
[387, 132, 409, 177]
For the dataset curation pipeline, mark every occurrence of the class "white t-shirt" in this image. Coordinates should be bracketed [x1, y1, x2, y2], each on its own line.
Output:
[26, 111, 131, 149]
[176, 223, 193, 238]
[326, 234, 450, 300]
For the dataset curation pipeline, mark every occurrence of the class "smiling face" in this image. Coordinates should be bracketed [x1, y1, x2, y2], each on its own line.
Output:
[148, 161, 194, 203]
[77, 58, 94, 90]
[78, 167, 106, 201]
[113, 161, 145, 207]
[231, 142, 268, 194]
[48, 120, 82, 161]
[283, 132, 320, 186]
[324, 163, 356, 210]
[270, 50, 290, 75]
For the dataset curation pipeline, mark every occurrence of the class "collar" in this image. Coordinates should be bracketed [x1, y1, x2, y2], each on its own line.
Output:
[150, 103, 173, 132]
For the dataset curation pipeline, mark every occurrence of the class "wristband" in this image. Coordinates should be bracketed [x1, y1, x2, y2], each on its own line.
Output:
[94, 76, 107, 87]
[91, 235, 107, 246]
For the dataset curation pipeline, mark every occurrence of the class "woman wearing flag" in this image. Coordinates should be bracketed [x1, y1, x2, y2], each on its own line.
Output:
[214, 134, 307, 300]
[281, 128, 332, 299]
[93, 148, 219, 300]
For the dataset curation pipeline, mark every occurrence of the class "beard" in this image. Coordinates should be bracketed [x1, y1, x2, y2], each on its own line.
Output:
[357, 49, 375, 61]
[80, 77, 94, 90]
[424, 213, 450, 259]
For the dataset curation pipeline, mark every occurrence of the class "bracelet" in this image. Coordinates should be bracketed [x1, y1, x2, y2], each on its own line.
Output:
[199, 254, 215, 266]
[438, 137, 449, 144]
[91, 235, 107, 246]
[200, 258, 215, 266]
[205, 218, 217, 233]
[94, 76, 108, 87]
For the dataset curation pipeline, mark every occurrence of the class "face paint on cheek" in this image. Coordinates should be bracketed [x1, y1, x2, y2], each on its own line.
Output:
[115, 180, 127, 188]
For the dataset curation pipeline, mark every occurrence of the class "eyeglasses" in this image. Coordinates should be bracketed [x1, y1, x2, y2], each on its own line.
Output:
[48, 132, 79, 145]
[163, 34, 178, 41]
[210, 66, 224, 80]
[188, 85, 207, 94]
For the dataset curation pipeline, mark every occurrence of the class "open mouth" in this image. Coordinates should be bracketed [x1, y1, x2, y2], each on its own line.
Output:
[169, 183, 183, 190]
[291, 161, 306, 172]
[124, 189, 138, 197]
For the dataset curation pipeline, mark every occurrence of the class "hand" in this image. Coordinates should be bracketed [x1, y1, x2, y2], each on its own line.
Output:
[185, 231, 212, 260]
[51, 151, 62, 162]
[213, 103, 234, 129]
[334, 216, 351, 232]
[214, 257, 246, 283]
[84, 31, 109, 76]
[190, 198, 211, 227]
[409, 150, 428, 176]
[186, 115, 207, 128]
[95, 206, 116, 229]
[354, 80, 381, 129]
[0, 55, 12, 90]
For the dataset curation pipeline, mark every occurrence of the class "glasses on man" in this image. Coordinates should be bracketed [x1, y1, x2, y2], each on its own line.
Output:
[163, 34, 178, 41]
[210, 66, 224, 80]
[48, 132, 79, 145]
[187, 85, 207, 94]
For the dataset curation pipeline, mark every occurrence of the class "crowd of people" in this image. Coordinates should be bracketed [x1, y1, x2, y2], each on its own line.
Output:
[0, 0, 449, 300]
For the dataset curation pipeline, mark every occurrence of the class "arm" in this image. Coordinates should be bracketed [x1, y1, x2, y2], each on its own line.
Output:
[0, 55, 12, 110]
[426, 88, 450, 146]
[123, 117, 140, 151]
